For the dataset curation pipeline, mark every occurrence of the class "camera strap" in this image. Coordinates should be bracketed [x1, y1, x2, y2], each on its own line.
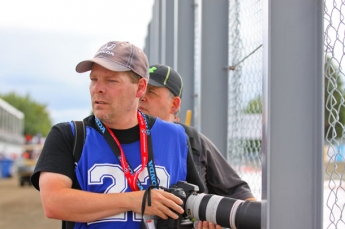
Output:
[140, 185, 155, 228]
[140, 185, 170, 229]
[94, 110, 159, 191]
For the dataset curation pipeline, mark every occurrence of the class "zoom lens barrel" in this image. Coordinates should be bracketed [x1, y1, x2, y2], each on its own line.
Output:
[185, 193, 261, 229]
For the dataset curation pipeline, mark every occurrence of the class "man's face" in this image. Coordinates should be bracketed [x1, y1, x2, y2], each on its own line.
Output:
[89, 64, 144, 125]
[139, 84, 174, 122]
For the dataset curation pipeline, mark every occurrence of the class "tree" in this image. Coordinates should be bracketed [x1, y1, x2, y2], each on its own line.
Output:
[0, 92, 52, 137]
[241, 95, 262, 155]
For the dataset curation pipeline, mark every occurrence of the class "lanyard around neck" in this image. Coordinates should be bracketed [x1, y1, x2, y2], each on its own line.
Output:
[94, 111, 158, 191]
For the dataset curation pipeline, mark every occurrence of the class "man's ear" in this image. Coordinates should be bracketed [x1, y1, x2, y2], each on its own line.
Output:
[136, 78, 147, 98]
[170, 96, 181, 114]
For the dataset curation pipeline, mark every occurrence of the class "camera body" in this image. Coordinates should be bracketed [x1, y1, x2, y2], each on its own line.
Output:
[156, 181, 199, 229]
[155, 181, 261, 229]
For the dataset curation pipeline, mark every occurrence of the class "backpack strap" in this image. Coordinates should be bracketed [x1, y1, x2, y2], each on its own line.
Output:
[65, 120, 85, 229]
[72, 120, 85, 163]
[145, 114, 156, 129]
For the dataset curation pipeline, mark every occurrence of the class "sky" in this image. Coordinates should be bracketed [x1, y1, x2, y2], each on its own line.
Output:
[0, 0, 154, 124]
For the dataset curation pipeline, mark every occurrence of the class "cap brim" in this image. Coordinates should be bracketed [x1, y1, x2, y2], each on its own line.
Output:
[148, 78, 166, 87]
[76, 58, 130, 73]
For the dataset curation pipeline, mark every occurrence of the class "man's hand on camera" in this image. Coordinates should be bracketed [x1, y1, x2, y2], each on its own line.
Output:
[130, 189, 184, 220]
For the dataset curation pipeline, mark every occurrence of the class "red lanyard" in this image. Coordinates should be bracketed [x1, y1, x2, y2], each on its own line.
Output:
[104, 111, 148, 191]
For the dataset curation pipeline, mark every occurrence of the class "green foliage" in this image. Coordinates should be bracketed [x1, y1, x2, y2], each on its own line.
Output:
[243, 139, 262, 155]
[0, 92, 52, 137]
[243, 96, 262, 114]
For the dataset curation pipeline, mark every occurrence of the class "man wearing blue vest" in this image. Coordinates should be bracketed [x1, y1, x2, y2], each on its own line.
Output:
[31, 41, 205, 229]
[139, 64, 256, 229]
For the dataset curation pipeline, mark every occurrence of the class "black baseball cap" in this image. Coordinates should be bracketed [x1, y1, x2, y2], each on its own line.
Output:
[148, 64, 183, 98]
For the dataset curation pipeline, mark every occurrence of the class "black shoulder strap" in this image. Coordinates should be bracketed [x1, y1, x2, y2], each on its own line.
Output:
[65, 120, 85, 229]
[72, 120, 85, 163]
[145, 114, 156, 129]
[178, 123, 201, 157]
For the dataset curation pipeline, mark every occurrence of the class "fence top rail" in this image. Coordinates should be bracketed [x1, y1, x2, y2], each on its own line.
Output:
[0, 98, 24, 119]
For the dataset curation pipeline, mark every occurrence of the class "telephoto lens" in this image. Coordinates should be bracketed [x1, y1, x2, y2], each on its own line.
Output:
[185, 193, 261, 229]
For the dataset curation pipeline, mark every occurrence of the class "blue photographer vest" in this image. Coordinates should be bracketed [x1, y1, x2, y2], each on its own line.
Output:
[71, 118, 188, 229]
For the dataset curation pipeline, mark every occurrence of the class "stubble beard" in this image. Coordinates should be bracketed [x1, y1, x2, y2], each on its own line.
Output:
[93, 107, 116, 124]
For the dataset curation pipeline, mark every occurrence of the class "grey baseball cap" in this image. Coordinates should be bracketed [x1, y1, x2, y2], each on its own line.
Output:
[76, 41, 149, 79]
[148, 64, 183, 98]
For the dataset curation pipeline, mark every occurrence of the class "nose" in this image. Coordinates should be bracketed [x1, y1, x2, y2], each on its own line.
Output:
[91, 81, 105, 94]
[140, 94, 147, 102]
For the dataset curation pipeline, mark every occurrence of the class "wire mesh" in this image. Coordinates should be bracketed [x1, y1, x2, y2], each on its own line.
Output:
[324, 0, 345, 227]
[227, 0, 263, 201]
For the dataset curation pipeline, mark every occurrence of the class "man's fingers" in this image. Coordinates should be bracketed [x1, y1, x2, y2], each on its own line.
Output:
[161, 190, 184, 205]
[143, 189, 184, 218]
[160, 193, 184, 213]
[206, 221, 217, 229]
[156, 204, 180, 219]
[146, 200, 182, 219]
[197, 221, 218, 229]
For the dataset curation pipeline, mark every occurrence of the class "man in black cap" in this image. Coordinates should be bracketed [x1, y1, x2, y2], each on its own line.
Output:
[139, 64, 256, 229]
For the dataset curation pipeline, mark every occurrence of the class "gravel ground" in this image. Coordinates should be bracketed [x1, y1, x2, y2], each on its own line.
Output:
[0, 175, 60, 229]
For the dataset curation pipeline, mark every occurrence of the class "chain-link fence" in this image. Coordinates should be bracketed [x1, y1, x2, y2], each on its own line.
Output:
[227, 0, 263, 201]
[227, 0, 345, 226]
[227, 0, 344, 226]
[146, 0, 332, 226]
[324, 0, 345, 228]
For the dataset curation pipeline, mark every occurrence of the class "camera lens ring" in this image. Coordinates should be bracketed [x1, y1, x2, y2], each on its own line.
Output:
[204, 195, 223, 224]
[186, 193, 206, 220]
[230, 199, 244, 229]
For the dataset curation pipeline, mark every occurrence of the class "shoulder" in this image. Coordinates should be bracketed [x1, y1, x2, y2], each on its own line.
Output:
[152, 117, 185, 132]
[43, 122, 74, 151]
[48, 115, 94, 140]
[69, 115, 96, 133]
[150, 118, 188, 144]
[177, 124, 202, 157]
[50, 121, 73, 136]
[198, 132, 219, 150]
[178, 123, 200, 138]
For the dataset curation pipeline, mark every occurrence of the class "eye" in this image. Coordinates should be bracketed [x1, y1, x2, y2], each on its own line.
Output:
[147, 89, 156, 94]
[108, 78, 119, 83]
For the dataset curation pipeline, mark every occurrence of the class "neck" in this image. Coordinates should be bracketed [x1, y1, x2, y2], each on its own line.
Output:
[168, 113, 175, 123]
[101, 110, 139, 130]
